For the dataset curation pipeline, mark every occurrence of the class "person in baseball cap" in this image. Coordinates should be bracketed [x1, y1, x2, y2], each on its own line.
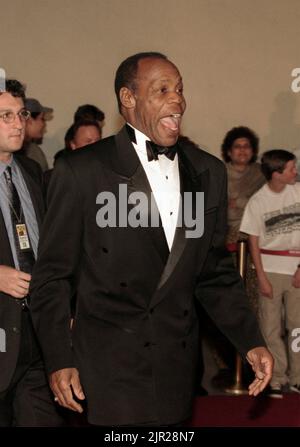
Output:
[25, 97, 53, 115]
[22, 98, 54, 171]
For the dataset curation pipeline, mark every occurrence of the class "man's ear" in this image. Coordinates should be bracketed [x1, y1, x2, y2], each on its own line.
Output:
[119, 87, 136, 110]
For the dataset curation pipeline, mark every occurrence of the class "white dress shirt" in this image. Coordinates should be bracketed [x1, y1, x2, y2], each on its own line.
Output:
[128, 124, 180, 251]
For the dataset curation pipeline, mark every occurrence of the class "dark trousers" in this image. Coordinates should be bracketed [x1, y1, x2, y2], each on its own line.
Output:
[0, 310, 64, 427]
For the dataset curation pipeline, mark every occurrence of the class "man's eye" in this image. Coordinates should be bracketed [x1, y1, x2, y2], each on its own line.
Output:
[177, 88, 183, 95]
[4, 112, 13, 120]
[160, 87, 168, 93]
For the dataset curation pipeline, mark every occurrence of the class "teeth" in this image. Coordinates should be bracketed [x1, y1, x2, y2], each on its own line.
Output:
[171, 113, 181, 118]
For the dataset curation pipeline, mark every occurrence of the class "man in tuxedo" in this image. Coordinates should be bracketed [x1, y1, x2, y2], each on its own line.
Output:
[0, 80, 63, 426]
[30, 52, 273, 426]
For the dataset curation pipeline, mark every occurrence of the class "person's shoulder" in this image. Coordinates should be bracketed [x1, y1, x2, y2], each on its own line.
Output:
[247, 183, 267, 204]
[60, 135, 115, 168]
[291, 181, 300, 192]
[14, 152, 43, 177]
[251, 162, 262, 168]
[250, 162, 265, 178]
[178, 136, 225, 173]
[24, 141, 42, 153]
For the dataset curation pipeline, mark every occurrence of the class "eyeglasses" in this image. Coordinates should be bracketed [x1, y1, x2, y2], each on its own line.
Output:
[0, 109, 31, 124]
[232, 144, 252, 150]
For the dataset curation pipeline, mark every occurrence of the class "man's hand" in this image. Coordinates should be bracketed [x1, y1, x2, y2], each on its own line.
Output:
[246, 347, 274, 396]
[292, 267, 300, 288]
[0, 265, 31, 298]
[50, 368, 85, 413]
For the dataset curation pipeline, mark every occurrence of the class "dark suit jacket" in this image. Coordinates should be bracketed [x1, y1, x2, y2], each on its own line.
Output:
[30, 126, 265, 425]
[0, 154, 44, 392]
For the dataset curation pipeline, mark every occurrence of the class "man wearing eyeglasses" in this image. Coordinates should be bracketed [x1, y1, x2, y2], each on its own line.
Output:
[0, 79, 63, 426]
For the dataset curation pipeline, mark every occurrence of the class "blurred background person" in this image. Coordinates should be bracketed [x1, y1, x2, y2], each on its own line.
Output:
[51, 103, 105, 158]
[22, 98, 53, 172]
[43, 120, 101, 192]
[222, 126, 265, 247]
[69, 119, 101, 150]
[74, 104, 105, 132]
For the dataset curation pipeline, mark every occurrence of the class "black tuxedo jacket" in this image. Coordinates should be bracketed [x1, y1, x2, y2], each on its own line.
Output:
[30, 126, 265, 425]
[0, 154, 44, 392]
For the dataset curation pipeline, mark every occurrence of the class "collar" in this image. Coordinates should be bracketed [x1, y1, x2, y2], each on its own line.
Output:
[126, 123, 178, 162]
[0, 155, 14, 176]
[126, 123, 150, 152]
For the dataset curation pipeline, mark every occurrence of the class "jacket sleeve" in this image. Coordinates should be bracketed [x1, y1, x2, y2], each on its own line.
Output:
[195, 164, 266, 357]
[30, 156, 83, 374]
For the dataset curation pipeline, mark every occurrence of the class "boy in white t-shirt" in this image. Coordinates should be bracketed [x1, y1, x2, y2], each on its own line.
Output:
[240, 150, 300, 398]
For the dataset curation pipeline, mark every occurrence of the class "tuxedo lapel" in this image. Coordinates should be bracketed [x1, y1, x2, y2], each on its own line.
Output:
[127, 164, 170, 264]
[156, 148, 195, 290]
[113, 126, 169, 264]
[155, 146, 209, 293]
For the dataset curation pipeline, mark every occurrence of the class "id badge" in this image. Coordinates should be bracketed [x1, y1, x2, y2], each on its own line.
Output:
[16, 223, 31, 250]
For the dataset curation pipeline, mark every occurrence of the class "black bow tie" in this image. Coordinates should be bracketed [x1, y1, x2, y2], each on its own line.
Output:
[145, 140, 177, 162]
[126, 124, 177, 162]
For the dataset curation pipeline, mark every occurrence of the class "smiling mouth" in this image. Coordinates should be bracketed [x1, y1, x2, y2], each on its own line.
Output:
[160, 113, 182, 132]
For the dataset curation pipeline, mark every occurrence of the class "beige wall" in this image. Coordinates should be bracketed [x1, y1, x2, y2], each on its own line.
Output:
[1, 0, 300, 165]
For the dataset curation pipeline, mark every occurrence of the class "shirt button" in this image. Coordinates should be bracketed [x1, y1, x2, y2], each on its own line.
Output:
[12, 327, 20, 334]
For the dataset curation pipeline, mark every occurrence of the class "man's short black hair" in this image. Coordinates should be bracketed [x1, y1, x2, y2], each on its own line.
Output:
[65, 119, 101, 151]
[261, 149, 296, 181]
[0, 79, 26, 101]
[73, 119, 101, 140]
[74, 104, 105, 123]
[114, 52, 167, 113]
[221, 126, 259, 163]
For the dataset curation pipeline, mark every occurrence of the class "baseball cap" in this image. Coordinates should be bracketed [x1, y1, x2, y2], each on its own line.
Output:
[25, 98, 53, 115]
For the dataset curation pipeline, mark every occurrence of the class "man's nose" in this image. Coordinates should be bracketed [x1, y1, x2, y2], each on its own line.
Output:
[168, 91, 184, 103]
[13, 114, 24, 128]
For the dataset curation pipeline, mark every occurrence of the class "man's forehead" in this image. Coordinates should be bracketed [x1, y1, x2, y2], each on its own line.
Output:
[137, 58, 182, 81]
[285, 159, 296, 168]
[0, 92, 24, 109]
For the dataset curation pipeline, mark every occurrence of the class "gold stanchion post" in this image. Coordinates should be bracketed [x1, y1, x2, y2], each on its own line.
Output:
[225, 240, 248, 395]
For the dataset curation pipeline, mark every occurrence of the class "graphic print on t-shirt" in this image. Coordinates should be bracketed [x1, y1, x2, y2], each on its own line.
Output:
[264, 202, 300, 237]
